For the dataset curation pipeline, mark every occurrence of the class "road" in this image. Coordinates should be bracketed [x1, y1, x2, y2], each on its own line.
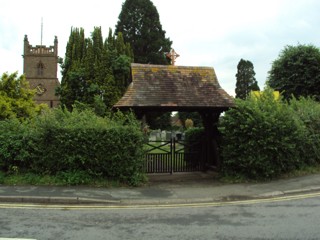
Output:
[0, 193, 320, 240]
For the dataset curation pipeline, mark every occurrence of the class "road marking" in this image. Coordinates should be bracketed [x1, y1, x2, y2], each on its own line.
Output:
[1, 191, 320, 210]
[0, 238, 36, 240]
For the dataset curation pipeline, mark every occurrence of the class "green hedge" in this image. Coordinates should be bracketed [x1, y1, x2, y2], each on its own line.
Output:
[185, 127, 205, 143]
[219, 89, 316, 180]
[0, 108, 145, 185]
[0, 118, 30, 171]
[289, 97, 320, 164]
[184, 128, 205, 167]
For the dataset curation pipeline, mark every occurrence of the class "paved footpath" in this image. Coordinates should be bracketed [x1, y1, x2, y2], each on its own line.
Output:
[1, 172, 320, 205]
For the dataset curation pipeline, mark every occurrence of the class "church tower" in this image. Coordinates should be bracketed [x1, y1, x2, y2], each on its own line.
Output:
[23, 35, 60, 108]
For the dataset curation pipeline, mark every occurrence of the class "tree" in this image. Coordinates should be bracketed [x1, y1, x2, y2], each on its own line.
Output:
[57, 28, 87, 109]
[57, 27, 134, 112]
[268, 44, 320, 100]
[185, 119, 194, 129]
[235, 59, 259, 99]
[115, 0, 173, 128]
[0, 72, 47, 121]
[115, 0, 172, 64]
[145, 112, 172, 130]
[178, 112, 203, 128]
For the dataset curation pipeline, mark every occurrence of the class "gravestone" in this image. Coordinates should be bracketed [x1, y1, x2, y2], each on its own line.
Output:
[161, 130, 167, 141]
[155, 130, 161, 141]
[166, 131, 172, 141]
[149, 131, 157, 141]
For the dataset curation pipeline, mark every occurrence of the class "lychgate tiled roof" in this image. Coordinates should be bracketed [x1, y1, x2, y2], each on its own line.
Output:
[114, 63, 234, 111]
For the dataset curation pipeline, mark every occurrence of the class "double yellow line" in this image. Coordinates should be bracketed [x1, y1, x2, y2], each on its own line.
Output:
[1, 191, 319, 210]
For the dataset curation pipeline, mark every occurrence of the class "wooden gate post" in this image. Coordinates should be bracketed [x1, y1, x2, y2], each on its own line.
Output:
[200, 111, 221, 169]
[171, 137, 174, 174]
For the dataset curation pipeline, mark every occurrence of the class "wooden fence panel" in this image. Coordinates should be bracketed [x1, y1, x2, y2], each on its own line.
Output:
[144, 139, 206, 174]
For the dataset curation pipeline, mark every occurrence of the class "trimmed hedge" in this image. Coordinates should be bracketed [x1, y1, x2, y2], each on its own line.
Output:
[184, 128, 204, 166]
[289, 97, 320, 164]
[0, 108, 145, 185]
[185, 127, 205, 143]
[219, 89, 312, 180]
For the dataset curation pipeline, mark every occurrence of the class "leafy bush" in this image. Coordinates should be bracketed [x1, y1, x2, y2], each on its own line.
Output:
[289, 97, 320, 164]
[185, 127, 205, 143]
[220, 88, 307, 179]
[184, 128, 205, 167]
[0, 118, 30, 171]
[56, 170, 92, 185]
[0, 108, 145, 185]
[0, 72, 48, 121]
[0, 171, 4, 184]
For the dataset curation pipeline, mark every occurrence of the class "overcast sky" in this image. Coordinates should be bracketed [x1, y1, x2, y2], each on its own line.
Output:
[1, 0, 320, 96]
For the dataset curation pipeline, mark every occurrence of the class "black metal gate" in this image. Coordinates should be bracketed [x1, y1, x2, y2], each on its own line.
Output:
[144, 138, 206, 173]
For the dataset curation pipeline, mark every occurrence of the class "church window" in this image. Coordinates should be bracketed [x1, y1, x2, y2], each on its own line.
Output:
[37, 61, 44, 76]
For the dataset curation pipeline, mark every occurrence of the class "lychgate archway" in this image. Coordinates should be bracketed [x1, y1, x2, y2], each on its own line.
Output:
[114, 63, 234, 171]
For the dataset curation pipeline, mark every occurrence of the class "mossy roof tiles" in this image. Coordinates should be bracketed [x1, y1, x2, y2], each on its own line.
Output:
[114, 63, 234, 110]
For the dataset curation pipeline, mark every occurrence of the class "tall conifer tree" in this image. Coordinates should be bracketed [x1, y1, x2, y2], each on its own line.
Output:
[235, 59, 260, 99]
[115, 0, 173, 129]
[115, 0, 172, 64]
[58, 27, 133, 112]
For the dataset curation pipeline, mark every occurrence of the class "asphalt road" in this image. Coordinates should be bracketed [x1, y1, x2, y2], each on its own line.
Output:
[1, 194, 320, 240]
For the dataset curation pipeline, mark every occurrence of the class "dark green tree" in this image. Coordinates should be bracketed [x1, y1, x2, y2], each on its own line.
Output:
[268, 44, 320, 100]
[235, 59, 259, 99]
[57, 28, 87, 109]
[145, 112, 171, 130]
[178, 112, 203, 128]
[115, 0, 173, 128]
[115, 0, 172, 64]
[57, 27, 133, 112]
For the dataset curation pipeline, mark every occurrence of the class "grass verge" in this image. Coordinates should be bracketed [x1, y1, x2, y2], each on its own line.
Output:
[218, 164, 320, 184]
[0, 171, 130, 188]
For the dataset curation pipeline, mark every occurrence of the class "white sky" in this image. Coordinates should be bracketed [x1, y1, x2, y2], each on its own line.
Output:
[1, 0, 320, 96]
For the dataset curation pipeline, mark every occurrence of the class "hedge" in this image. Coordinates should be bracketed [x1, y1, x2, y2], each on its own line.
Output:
[0, 108, 145, 185]
[219, 89, 313, 180]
